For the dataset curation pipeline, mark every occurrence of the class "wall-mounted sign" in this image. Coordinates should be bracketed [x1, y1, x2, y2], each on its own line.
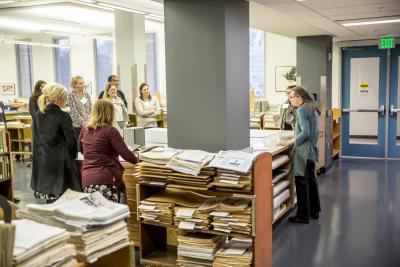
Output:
[379, 37, 395, 49]
[360, 81, 369, 93]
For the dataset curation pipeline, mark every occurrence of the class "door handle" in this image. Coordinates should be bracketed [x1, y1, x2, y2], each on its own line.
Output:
[390, 105, 400, 116]
[342, 105, 385, 116]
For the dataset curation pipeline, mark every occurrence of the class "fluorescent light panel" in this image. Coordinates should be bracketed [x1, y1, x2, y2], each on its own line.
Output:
[0, 0, 15, 5]
[98, 3, 146, 15]
[145, 14, 164, 20]
[342, 18, 400, 27]
[0, 39, 71, 48]
[43, 31, 114, 41]
[76, 0, 96, 3]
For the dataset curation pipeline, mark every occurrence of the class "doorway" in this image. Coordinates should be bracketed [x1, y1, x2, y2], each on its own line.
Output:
[341, 45, 400, 158]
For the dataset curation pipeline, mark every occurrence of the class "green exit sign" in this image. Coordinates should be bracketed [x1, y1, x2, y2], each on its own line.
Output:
[379, 37, 395, 49]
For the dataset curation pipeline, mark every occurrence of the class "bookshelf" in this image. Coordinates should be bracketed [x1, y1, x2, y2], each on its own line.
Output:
[137, 152, 274, 267]
[332, 108, 341, 159]
[0, 130, 13, 201]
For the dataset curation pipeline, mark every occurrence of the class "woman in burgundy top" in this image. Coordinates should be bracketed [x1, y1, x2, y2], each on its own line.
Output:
[78, 99, 137, 202]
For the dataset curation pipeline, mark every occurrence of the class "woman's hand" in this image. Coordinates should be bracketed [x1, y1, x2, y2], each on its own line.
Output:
[279, 138, 295, 146]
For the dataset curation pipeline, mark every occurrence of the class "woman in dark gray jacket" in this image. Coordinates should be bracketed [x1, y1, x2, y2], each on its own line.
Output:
[288, 86, 321, 224]
[31, 83, 81, 202]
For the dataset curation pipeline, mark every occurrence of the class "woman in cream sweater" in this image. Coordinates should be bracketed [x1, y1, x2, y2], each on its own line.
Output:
[135, 83, 160, 128]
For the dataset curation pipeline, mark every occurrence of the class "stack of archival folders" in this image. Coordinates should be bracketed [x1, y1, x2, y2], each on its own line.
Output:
[199, 197, 252, 235]
[122, 163, 140, 245]
[176, 233, 253, 267]
[138, 148, 216, 191]
[18, 189, 130, 264]
[139, 190, 252, 235]
[138, 189, 212, 229]
[11, 219, 76, 267]
[208, 151, 256, 193]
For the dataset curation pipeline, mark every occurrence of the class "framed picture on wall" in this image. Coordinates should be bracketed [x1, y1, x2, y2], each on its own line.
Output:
[0, 83, 16, 95]
[275, 66, 296, 92]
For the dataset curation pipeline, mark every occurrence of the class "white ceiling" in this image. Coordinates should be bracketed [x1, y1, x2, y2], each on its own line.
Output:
[0, 0, 399, 41]
[252, 0, 400, 41]
[0, 0, 163, 37]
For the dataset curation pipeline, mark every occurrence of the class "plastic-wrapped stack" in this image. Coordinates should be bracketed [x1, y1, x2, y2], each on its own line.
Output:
[177, 233, 226, 267]
[12, 219, 76, 267]
[213, 238, 253, 267]
[18, 190, 130, 264]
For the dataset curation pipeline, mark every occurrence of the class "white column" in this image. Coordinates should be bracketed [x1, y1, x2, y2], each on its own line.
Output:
[114, 10, 146, 113]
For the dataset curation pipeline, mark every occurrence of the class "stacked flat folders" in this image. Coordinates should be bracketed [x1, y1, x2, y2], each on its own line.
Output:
[166, 150, 214, 176]
[137, 162, 215, 191]
[198, 197, 252, 235]
[139, 190, 212, 227]
[18, 190, 130, 263]
[212, 169, 253, 192]
[12, 219, 76, 267]
[209, 151, 255, 192]
[213, 238, 253, 267]
[177, 233, 226, 267]
[139, 147, 181, 165]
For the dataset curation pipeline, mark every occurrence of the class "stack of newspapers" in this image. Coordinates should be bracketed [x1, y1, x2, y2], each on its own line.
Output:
[18, 190, 130, 263]
[12, 219, 76, 267]
[177, 233, 226, 267]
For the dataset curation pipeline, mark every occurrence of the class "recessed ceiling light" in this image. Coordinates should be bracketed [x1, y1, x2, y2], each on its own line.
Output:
[0, 0, 16, 4]
[341, 18, 400, 27]
[98, 3, 146, 15]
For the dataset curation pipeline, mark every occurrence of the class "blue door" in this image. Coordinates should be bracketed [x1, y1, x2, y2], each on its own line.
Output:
[342, 46, 387, 158]
[388, 45, 400, 158]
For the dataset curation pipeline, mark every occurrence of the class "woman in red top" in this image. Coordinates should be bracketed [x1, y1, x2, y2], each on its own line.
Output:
[78, 99, 137, 202]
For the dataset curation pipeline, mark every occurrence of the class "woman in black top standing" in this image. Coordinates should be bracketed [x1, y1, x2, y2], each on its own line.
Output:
[31, 83, 81, 202]
[29, 80, 46, 118]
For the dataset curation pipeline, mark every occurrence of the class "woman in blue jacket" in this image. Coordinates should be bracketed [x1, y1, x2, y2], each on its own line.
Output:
[288, 87, 321, 224]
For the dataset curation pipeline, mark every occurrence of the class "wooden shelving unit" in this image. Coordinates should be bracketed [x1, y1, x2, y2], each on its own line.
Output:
[270, 145, 295, 224]
[332, 108, 341, 159]
[137, 152, 274, 267]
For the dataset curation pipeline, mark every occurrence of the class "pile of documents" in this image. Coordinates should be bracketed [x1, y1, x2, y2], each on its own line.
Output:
[199, 197, 252, 235]
[174, 207, 210, 231]
[212, 169, 253, 192]
[136, 161, 216, 191]
[209, 151, 255, 192]
[139, 147, 181, 165]
[139, 190, 212, 226]
[166, 150, 214, 176]
[209, 151, 255, 173]
[213, 238, 253, 267]
[122, 163, 140, 245]
[177, 233, 226, 267]
[12, 219, 76, 267]
[18, 190, 130, 263]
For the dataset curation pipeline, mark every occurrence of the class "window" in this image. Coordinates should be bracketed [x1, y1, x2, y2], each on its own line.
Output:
[146, 33, 158, 94]
[95, 39, 113, 94]
[249, 28, 265, 97]
[16, 43, 33, 98]
[54, 38, 71, 89]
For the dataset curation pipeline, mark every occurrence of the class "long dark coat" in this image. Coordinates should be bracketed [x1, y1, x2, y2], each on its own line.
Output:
[31, 104, 81, 195]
